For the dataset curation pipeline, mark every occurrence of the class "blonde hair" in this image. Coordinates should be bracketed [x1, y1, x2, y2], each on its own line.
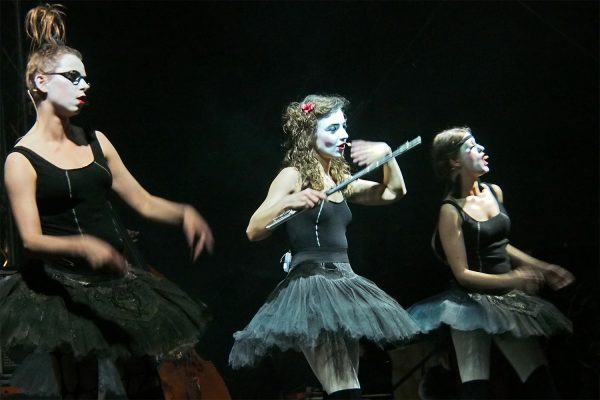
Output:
[282, 94, 352, 194]
[25, 3, 82, 103]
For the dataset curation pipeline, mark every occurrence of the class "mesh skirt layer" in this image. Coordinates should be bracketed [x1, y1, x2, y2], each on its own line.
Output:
[229, 262, 420, 368]
[0, 265, 209, 361]
[408, 286, 572, 337]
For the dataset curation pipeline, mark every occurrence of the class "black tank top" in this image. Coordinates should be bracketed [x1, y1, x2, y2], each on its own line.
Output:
[9, 130, 124, 269]
[285, 199, 352, 268]
[441, 185, 511, 274]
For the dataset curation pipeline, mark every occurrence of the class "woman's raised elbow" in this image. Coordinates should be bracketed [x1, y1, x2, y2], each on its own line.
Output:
[246, 225, 267, 242]
[246, 227, 258, 242]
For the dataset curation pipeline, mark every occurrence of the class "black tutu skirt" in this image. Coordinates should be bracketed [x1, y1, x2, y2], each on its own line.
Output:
[408, 285, 572, 337]
[229, 262, 420, 368]
[0, 263, 209, 361]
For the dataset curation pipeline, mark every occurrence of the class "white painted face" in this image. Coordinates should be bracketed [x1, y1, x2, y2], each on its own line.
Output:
[39, 53, 90, 116]
[315, 109, 349, 159]
[458, 134, 489, 175]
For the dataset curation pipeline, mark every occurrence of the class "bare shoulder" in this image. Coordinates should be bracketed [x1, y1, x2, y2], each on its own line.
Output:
[93, 130, 118, 158]
[439, 202, 463, 234]
[440, 202, 461, 219]
[488, 183, 504, 203]
[94, 130, 111, 147]
[11, 129, 41, 151]
[272, 167, 301, 189]
[4, 151, 36, 183]
[277, 166, 300, 179]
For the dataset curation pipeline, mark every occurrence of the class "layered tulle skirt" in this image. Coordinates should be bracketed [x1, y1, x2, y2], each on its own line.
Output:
[229, 262, 420, 368]
[0, 263, 209, 361]
[408, 284, 572, 337]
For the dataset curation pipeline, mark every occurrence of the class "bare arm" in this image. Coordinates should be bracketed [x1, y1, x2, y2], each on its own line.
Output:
[438, 203, 541, 293]
[489, 184, 574, 290]
[347, 140, 407, 205]
[506, 244, 574, 290]
[246, 167, 327, 241]
[96, 131, 214, 259]
[4, 152, 125, 272]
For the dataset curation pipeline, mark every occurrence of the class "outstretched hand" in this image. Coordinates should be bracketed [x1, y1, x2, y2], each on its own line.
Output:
[542, 264, 575, 290]
[182, 206, 215, 261]
[511, 266, 545, 294]
[350, 140, 392, 166]
[80, 235, 128, 275]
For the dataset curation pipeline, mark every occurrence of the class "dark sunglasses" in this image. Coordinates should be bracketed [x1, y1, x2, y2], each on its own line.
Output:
[44, 70, 89, 85]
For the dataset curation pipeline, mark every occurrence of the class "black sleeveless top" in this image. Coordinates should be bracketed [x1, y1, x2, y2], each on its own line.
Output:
[285, 199, 352, 268]
[10, 130, 124, 270]
[441, 185, 511, 275]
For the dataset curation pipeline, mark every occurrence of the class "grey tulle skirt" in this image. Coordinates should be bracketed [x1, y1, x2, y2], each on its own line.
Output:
[0, 264, 209, 361]
[408, 285, 572, 337]
[229, 262, 421, 368]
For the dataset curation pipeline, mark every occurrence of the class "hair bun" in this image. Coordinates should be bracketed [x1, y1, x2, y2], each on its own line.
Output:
[26, 3, 67, 50]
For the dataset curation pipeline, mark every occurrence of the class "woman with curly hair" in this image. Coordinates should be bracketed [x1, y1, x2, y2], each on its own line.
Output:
[229, 94, 420, 399]
[409, 127, 573, 399]
[2, 3, 213, 398]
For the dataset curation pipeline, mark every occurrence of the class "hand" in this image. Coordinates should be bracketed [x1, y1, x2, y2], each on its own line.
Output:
[79, 235, 127, 274]
[350, 140, 392, 166]
[183, 206, 215, 261]
[542, 264, 575, 290]
[285, 189, 327, 211]
[510, 266, 545, 294]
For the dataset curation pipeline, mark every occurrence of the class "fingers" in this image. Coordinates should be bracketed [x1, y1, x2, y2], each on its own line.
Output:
[192, 234, 206, 261]
[305, 190, 327, 205]
[110, 252, 128, 274]
[182, 207, 215, 261]
[90, 249, 126, 275]
[349, 140, 390, 166]
[294, 189, 326, 209]
[188, 224, 215, 261]
[205, 228, 215, 253]
[191, 227, 215, 261]
[545, 265, 575, 290]
[350, 140, 371, 166]
[184, 222, 195, 248]
[514, 266, 544, 294]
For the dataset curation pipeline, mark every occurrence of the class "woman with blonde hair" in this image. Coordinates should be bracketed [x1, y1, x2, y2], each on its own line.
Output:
[229, 94, 420, 399]
[2, 4, 213, 398]
[409, 127, 573, 399]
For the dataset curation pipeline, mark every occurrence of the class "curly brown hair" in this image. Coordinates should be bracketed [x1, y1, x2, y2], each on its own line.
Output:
[25, 3, 82, 103]
[281, 94, 352, 195]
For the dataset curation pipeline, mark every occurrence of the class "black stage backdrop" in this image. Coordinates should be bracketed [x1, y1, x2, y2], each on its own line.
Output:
[2, 1, 598, 398]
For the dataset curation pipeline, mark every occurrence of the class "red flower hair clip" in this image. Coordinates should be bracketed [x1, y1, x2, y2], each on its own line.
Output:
[301, 102, 315, 114]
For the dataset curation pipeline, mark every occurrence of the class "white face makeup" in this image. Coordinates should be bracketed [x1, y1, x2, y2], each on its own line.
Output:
[315, 109, 349, 159]
[458, 135, 489, 175]
[41, 53, 90, 115]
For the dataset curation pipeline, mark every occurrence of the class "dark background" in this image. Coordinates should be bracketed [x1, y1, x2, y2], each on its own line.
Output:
[1, 1, 598, 398]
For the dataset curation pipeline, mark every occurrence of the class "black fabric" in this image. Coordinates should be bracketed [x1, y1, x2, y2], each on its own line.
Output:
[460, 379, 489, 399]
[265, 262, 344, 302]
[286, 200, 351, 267]
[522, 365, 559, 399]
[2, 127, 210, 395]
[440, 185, 511, 275]
[230, 192, 420, 368]
[327, 388, 362, 399]
[0, 264, 209, 361]
[10, 130, 124, 270]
